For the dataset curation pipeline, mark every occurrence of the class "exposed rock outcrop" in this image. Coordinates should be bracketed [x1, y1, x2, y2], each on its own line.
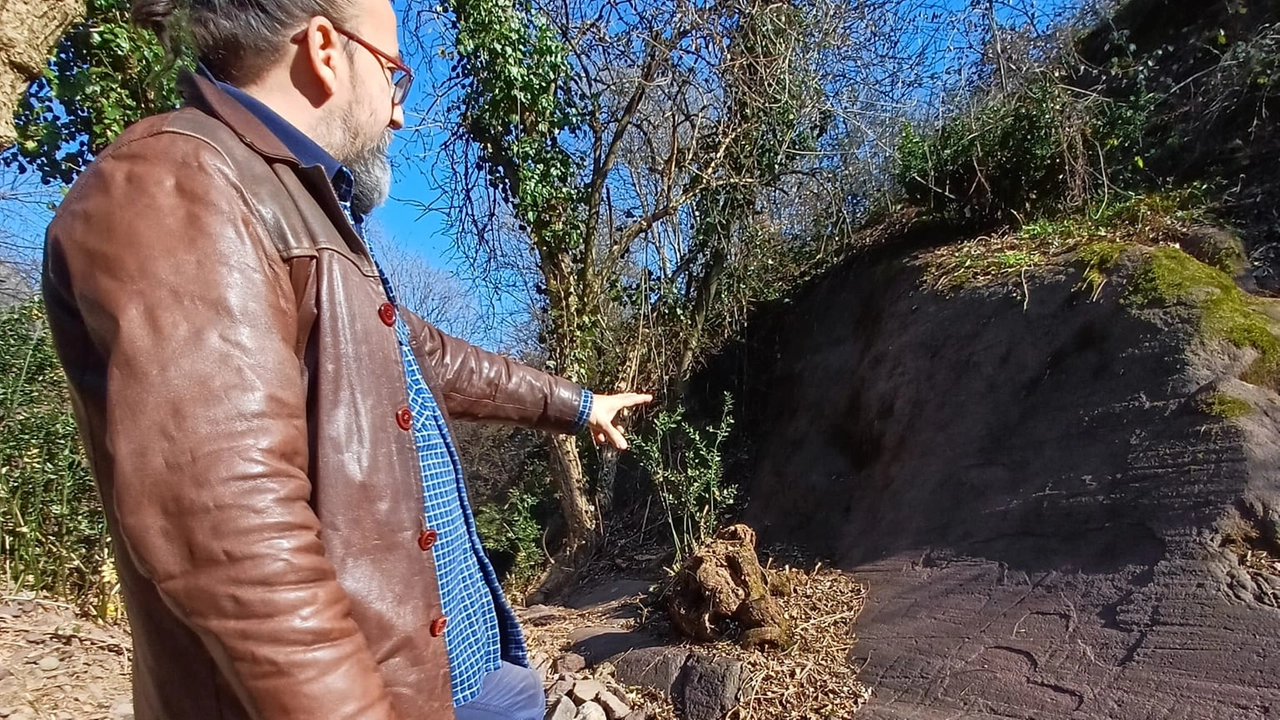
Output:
[712, 243, 1280, 718]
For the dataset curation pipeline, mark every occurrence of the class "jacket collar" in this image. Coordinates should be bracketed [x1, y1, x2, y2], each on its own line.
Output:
[178, 70, 374, 267]
[179, 71, 300, 168]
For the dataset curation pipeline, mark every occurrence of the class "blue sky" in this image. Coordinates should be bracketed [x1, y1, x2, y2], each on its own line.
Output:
[1, 0, 1085, 339]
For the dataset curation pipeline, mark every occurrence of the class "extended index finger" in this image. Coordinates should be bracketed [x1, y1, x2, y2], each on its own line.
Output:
[616, 392, 654, 408]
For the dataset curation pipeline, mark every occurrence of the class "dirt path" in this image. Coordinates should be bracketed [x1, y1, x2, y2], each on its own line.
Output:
[0, 596, 132, 720]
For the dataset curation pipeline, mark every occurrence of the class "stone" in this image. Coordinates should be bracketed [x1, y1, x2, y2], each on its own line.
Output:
[0, 605, 21, 617]
[520, 604, 565, 626]
[546, 677, 575, 708]
[570, 678, 605, 704]
[610, 647, 689, 695]
[573, 701, 607, 720]
[21, 632, 43, 644]
[531, 650, 552, 675]
[568, 627, 661, 666]
[36, 655, 60, 672]
[0, 665, 10, 681]
[0, 708, 13, 718]
[595, 689, 631, 720]
[549, 677, 575, 695]
[109, 702, 134, 720]
[545, 695, 576, 720]
[674, 655, 742, 720]
[1178, 224, 1247, 275]
[553, 652, 586, 676]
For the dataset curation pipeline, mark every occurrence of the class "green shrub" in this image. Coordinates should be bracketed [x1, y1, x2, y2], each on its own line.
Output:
[633, 394, 737, 563]
[893, 77, 1153, 221]
[0, 299, 116, 618]
[474, 478, 556, 594]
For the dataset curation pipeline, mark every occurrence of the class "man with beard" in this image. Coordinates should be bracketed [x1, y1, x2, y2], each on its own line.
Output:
[40, 0, 651, 719]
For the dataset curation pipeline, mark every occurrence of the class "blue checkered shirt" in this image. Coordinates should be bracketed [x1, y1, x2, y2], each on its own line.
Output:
[213, 78, 595, 706]
[349, 190, 593, 705]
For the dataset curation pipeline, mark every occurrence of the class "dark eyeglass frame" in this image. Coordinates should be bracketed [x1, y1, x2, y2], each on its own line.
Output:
[293, 24, 414, 108]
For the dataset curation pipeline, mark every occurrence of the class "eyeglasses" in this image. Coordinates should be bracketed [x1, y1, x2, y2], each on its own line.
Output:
[293, 24, 414, 108]
[333, 26, 414, 107]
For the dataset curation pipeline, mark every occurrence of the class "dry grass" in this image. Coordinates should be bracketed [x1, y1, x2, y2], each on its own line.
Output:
[714, 563, 871, 720]
[915, 191, 1208, 295]
[520, 547, 871, 720]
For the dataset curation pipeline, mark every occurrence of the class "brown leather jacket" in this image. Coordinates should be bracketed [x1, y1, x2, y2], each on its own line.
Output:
[42, 74, 586, 720]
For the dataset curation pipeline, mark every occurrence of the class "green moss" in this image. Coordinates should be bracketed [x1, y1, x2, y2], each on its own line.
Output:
[1128, 246, 1280, 388]
[1196, 391, 1253, 419]
[1075, 241, 1130, 300]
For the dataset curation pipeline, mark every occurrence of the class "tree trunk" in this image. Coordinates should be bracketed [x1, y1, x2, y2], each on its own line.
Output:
[530, 432, 598, 602]
[530, 259, 602, 601]
[0, 0, 84, 150]
[595, 335, 645, 513]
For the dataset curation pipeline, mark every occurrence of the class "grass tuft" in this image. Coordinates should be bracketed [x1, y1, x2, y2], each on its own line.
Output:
[1196, 391, 1253, 420]
[920, 190, 1208, 293]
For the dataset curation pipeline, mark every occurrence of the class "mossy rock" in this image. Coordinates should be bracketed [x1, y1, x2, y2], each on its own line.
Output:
[1177, 225, 1248, 276]
[1126, 246, 1280, 389]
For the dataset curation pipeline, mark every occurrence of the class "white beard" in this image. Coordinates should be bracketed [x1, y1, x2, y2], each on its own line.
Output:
[346, 128, 393, 217]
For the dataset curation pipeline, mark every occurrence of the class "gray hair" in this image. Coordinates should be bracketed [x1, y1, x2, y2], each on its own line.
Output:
[131, 0, 357, 84]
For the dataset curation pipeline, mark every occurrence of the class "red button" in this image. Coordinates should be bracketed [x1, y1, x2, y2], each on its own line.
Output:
[417, 529, 438, 551]
[430, 616, 448, 637]
[396, 406, 412, 430]
[378, 302, 396, 327]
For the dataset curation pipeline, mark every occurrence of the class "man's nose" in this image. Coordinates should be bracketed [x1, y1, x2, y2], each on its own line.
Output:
[390, 104, 405, 131]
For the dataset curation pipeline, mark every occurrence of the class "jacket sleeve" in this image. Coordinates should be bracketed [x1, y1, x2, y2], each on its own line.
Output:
[43, 131, 400, 720]
[400, 309, 593, 434]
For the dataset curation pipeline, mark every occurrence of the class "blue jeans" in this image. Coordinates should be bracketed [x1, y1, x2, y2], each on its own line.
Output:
[455, 662, 546, 720]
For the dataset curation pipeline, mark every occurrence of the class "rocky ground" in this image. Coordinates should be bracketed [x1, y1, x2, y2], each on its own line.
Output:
[0, 595, 132, 720]
[0, 552, 869, 720]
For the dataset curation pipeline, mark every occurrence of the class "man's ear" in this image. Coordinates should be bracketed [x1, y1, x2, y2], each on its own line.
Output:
[300, 16, 344, 98]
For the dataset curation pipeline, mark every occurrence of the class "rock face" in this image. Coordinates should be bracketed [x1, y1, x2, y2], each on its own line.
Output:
[711, 246, 1280, 719]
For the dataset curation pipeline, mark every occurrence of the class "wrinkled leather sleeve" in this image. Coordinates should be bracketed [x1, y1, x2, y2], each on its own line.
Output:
[44, 130, 400, 720]
[401, 310, 588, 434]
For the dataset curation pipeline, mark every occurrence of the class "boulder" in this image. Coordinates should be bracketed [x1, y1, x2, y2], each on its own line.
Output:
[574, 701, 607, 720]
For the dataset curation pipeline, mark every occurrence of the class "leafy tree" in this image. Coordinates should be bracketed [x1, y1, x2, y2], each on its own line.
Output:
[6, 0, 188, 186]
[431, 0, 852, 594]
